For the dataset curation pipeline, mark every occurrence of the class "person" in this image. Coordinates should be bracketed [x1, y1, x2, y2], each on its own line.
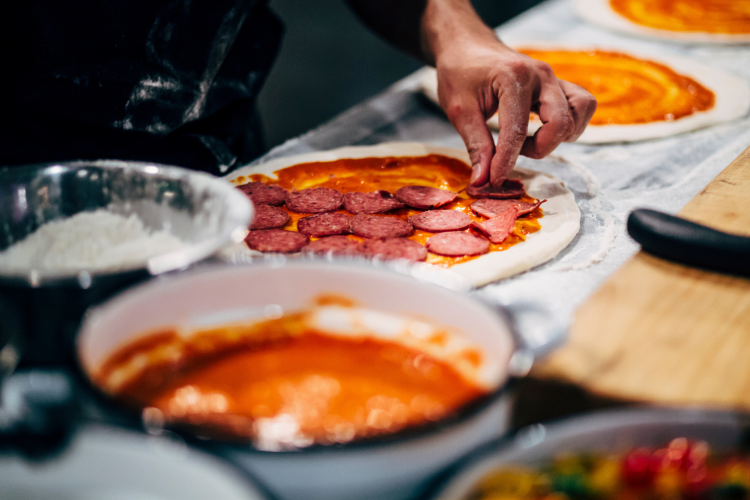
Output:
[0, 0, 595, 188]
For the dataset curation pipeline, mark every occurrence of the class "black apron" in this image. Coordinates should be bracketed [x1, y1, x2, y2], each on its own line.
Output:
[0, 0, 282, 175]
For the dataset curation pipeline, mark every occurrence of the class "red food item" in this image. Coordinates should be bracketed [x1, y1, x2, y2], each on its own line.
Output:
[360, 238, 428, 261]
[649, 448, 671, 474]
[471, 198, 545, 218]
[250, 204, 290, 230]
[245, 229, 309, 253]
[668, 438, 690, 469]
[408, 210, 472, 232]
[351, 215, 413, 239]
[394, 186, 457, 209]
[343, 191, 404, 214]
[471, 206, 519, 244]
[426, 232, 489, 257]
[466, 179, 525, 199]
[685, 463, 710, 497]
[302, 235, 362, 256]
[622, 448, 656, 486]
[286, 187, 344, 213]
[686, 441, 709, 469]
[297, 213, 352, 237]
[237, 181, 288, 206]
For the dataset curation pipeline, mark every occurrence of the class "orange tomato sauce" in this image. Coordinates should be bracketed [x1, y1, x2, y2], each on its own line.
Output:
[97, 312, 487, 446]
[519, 49, 715, 125]
[610, 0, 750, 34]
[231, 155, 543, 267]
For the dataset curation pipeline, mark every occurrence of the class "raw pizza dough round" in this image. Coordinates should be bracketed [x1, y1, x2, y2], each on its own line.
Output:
[417, 45, 750, 144]
[225, 142, 581, 287]
[575, 0, 750, 44]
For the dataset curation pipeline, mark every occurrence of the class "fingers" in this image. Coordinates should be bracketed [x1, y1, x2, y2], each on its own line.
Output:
[444, 99, 496, 186]
[490, 64, 533, 187]
[520, 63, 575, 160]
[558, 79, 597, 142]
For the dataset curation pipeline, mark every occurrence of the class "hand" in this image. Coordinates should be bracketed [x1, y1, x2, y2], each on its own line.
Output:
[435, 38, 597, 187]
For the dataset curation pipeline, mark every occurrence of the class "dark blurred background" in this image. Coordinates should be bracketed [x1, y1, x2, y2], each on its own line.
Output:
[257, 0, 545, 150]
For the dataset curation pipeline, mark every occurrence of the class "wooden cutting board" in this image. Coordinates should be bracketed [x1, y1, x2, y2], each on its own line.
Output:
[531, 144, 750, 410]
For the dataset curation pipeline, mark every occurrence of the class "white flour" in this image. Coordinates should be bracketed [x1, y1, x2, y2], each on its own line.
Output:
[0, 209, 185, 271]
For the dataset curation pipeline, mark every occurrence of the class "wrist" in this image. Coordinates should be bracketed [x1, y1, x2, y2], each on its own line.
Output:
[420, 0, 503, 66]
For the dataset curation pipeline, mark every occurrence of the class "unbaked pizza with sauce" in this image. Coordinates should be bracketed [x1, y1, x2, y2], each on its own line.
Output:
[226, 143, 580, 287]
[575, 0, 750, 44]
[419, 45, 750, 143]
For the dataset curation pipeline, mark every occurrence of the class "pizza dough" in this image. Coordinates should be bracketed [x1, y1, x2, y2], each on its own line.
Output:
[418, 45, 750, 144]
[575, 0, 750, 44]
[225, 143, 581, 287]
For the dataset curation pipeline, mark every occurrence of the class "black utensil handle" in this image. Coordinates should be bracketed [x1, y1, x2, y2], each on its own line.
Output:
[627, 208, 750, 277]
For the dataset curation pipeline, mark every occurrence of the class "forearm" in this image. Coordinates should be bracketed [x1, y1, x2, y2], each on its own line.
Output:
[344, 0, 500, 65]
[420, 0, 501, 66]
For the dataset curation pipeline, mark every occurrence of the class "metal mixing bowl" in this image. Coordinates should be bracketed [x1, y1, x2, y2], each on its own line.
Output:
[0, 160, 252, 284]
[0, 160, 253, 365]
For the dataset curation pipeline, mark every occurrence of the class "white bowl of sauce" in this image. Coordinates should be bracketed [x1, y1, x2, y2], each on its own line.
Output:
[77, 261, 558, 500]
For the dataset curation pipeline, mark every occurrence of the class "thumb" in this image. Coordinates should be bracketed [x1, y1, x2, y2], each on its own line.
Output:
[444, 102, 496, 186]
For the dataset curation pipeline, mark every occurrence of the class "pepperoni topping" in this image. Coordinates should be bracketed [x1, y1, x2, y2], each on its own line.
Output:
[471, 198, 544, 218]
[250, 204, 290, 230]
[286, 187, 344, 213]
[245, 229, 309, 253]
[465, 179, 525, 199]
[360, 238, 428, 262]
[394, 186, 457, 209]
[302, 235, 362, 256]
[408, 210, 472, 232]
[426, 232, 489, 257]
[297, 213, 352, 237]
[237, 181, 288, 206]
[351, 215, 413, 239]
[471, 206, 519, 244]
[343, 191, 404, 214]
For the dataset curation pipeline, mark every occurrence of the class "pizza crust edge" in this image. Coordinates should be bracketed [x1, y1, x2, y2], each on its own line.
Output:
[224, 142, 581, 287]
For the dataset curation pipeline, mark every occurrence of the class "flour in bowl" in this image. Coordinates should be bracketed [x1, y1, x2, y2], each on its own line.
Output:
[0, 209, 186, 271]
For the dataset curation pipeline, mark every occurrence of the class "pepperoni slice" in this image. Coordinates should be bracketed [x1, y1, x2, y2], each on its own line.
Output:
[466, 179, 525, 199]
[250, 204, 290, 230]
[351, 215, 413, 239]
[471, 206, 519, 244]
[360, 238, 428, 262]
[286, 187, 344, 213]
[408, 210, 472, 232]
[394, 186, 457, 209]
[302, 235, 362, 256]
[237, 181, 288, 206]
[471, 198, 545, 218]
[297, 213, 352, 237]
[343, 191, 404, 214]
[245, 229, 309, 253]
[426, 232, 489, 257]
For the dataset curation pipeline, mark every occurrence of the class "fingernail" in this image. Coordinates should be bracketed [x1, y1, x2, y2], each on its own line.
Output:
[470, 164, 481, 184]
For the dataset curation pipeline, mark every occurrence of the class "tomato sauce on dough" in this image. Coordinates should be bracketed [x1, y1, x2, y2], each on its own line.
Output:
[96, 311, 488, 446]
[231, 155, 543, 267]
[519, 49, 715, 125]
[610, 0, 750, 34]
